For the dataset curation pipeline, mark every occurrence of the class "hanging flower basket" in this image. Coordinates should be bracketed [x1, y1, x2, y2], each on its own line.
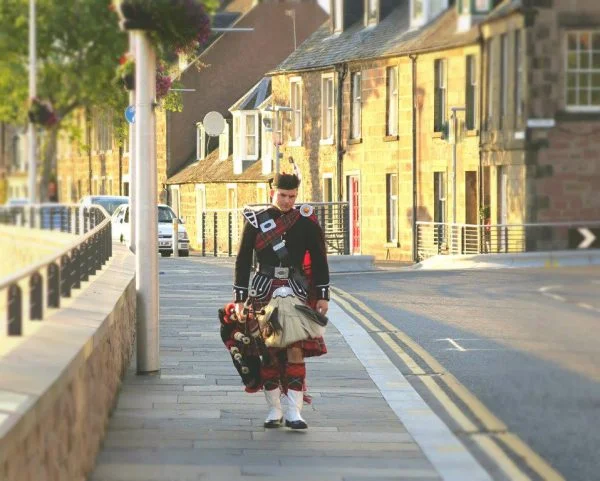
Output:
[156, 64, 173, 100]
[115, 0, 211, 55]
[116, 53, 135, 90]
[28, 98, 58, 128]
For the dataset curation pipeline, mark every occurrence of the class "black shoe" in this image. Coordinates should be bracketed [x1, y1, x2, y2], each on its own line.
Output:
[264, 417, 283, 428]
[285, 419, 308, 430]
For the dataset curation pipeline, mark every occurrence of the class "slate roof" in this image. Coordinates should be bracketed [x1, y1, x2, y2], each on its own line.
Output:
[167, 0, 328, 178]
[270, 3, 482, 74]
[230, 77, 272, 112]
[166, 149, 269, 185]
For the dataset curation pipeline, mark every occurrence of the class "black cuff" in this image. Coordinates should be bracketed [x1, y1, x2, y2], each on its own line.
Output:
[315, 285, 330, 301]
[233, 286, 248, 303]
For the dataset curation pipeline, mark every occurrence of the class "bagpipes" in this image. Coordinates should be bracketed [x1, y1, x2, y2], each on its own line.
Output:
[218, 300, 270, 392]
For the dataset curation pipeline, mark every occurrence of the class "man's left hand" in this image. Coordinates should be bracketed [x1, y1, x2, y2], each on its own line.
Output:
[316, 299, 329, 316]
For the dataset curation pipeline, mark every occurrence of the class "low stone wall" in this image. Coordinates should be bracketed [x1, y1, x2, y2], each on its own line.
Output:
[0, 245, 136, 481]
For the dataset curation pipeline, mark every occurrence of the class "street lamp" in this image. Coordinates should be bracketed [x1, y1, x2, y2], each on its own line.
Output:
[284, 10, 297, 50]
[265, 105, 292, 174]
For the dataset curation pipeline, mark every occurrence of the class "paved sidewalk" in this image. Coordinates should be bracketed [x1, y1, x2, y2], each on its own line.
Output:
[89, 259, 481, 481]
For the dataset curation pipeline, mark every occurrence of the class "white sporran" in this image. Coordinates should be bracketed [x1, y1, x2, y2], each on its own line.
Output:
[257, 287, 326, 348]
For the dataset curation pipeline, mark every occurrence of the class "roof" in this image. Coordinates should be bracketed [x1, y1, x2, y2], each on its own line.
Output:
[270, 4, 481, 74]
[166, 149, 270, 185]
[168, 1, 328, 177]
[230, 77, 272, 112]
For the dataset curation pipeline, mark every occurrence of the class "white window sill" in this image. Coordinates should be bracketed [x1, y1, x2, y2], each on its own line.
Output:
[320, 138, 334, 146]
[288, 140, 302, 147]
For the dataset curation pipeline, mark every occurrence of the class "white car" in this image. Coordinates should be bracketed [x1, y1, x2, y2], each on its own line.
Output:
[112, 203, 190, 257]
[80, 195, 129, 216]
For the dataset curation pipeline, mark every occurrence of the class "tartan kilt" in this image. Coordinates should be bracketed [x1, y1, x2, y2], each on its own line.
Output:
[251, 279, 327, 358]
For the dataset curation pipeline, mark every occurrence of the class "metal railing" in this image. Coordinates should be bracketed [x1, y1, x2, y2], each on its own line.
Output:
[0, 204, 112, 336]
[416, 221, 600, 261]
[198, 202, 349, 257]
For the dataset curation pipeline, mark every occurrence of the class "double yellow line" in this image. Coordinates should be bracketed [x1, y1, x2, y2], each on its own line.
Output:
[331, 286, 564, 481]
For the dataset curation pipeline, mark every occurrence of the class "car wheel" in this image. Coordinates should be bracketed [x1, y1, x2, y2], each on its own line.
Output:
[160, 251, 170, 257]
[179, 250, 189, 257]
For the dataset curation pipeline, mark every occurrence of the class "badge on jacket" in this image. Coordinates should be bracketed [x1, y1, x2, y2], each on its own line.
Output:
[299, 204, 314, 217]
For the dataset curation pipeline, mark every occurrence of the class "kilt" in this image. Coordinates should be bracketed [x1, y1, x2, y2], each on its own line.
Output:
[251, 279, 327, 358]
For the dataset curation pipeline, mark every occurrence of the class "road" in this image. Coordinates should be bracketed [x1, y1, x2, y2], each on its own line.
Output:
[331, 266, 600, 481]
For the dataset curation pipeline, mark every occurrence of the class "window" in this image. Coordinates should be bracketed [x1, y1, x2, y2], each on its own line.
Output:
[290, 78, 302, 143]
[196, 122, 206, 160]
[94, 110, 113, 152]
[243, 113, 259, 159]
[332, 0, 343, 33]
[366, 0, 378, 25]
[351, 72, 362, 139]
[465, 55, 477, 130]
[475, 0, 490, 11]
[434, 172, 446, 245]
[412, 0, 424, 23]
[434, 59, 447, 132]
[386, 174, 398, 243]
[487, 39, 494, 127]
[514, 30, 524, 126]
[500, 34, 508, 128]
[566, 31, 600, 110]
[386, 66, 398, 136]
[257, 183, 268, 204]
[321, 75, 334, 141]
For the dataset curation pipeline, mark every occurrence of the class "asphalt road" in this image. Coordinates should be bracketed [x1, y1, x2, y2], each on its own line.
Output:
[331, 266, 600, 481]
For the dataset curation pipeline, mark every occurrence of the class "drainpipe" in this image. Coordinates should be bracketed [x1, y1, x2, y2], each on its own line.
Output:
[335, 63, 348, 201]
[409, 54, 418, 261]
[477, 24, 485, 219]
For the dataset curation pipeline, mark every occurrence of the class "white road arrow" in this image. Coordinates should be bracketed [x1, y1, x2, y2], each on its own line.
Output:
[578, 227, 596, 249]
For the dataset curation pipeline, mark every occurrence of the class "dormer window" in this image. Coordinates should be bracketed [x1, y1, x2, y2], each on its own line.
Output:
[412, 0, 424, 27]
[331, 0, 343, 33]
[219, 121, 229, 160]
[474, 0, 491, 13]
[365, 0, 378, 26]
[412, 0, 449, 29]
[196, 122, 206, 160]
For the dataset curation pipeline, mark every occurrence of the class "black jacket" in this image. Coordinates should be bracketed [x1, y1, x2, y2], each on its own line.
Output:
[233, 207, 330, 302]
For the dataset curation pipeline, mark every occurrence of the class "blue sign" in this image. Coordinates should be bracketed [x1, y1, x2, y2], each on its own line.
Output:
[124, 105, 135, 124]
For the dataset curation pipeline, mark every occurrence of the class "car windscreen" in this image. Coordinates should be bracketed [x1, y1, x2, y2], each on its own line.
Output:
[92, 197, 129, 215]
[158, 206, 176, 223]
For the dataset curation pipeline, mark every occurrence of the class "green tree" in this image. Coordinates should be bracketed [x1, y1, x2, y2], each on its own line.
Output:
[0, 0, 128, 200]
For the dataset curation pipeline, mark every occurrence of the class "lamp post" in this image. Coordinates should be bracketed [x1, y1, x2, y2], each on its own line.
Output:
[285, 10, 297, 50]
[128, 32, 137, 254]
[27, 0, 36, 204]
[134, 31, 159, 374]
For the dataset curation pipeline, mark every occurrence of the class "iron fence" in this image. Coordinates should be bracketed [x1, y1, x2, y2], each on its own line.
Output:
[416, 221, 600, 261]
[0, 204, 112, 337]
[198, 202, 349, 257]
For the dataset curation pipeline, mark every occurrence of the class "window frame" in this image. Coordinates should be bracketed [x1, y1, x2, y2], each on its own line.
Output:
[242, 112, 259, 160]
[350, 71, 362, 139]
[289, 77, 303, 145]
[434, 59, 447, 133]
[499, 33, 509, 129]
[465, 55, 478, 131]
[514, 29, 524, 128]
[386, 66, 399, 136]
[565, 30, 600, 112]
[366, 0, 379, 26]
[219, 121, 230, 160]
[321, 73, 335, 143]
[386, 173, 398, 244]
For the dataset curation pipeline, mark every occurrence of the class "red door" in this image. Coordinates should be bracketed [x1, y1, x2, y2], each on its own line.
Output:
[349, 176, 360, 254]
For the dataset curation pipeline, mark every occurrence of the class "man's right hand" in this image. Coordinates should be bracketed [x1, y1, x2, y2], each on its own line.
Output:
[234, 302, 245, 321]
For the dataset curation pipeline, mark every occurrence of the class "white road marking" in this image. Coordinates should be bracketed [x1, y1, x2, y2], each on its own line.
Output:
[578, 303, 594, 310]
[539, 285, 565, 302]
[446, 338, 467, 352]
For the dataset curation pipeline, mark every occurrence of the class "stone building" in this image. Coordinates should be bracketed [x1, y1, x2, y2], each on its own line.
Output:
[268, 0, 492, 260]
[481, 0, 600, 234]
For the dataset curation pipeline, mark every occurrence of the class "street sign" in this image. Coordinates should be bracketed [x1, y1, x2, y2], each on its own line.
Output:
[568, 227, 600, 249]
[124, 105, 135, 124]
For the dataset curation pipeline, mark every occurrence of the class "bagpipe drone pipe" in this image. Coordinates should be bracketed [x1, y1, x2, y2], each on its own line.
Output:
[218, 302, 269, 392]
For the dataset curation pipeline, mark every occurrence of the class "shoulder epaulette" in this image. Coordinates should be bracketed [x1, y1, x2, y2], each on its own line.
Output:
[242, 207, 267, 229]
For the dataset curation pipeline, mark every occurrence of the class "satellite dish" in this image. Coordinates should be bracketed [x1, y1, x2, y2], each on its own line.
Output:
[203, 111, 225, 136]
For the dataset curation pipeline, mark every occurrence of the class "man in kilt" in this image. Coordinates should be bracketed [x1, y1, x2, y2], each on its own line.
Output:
[233, 173, 330, 430]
